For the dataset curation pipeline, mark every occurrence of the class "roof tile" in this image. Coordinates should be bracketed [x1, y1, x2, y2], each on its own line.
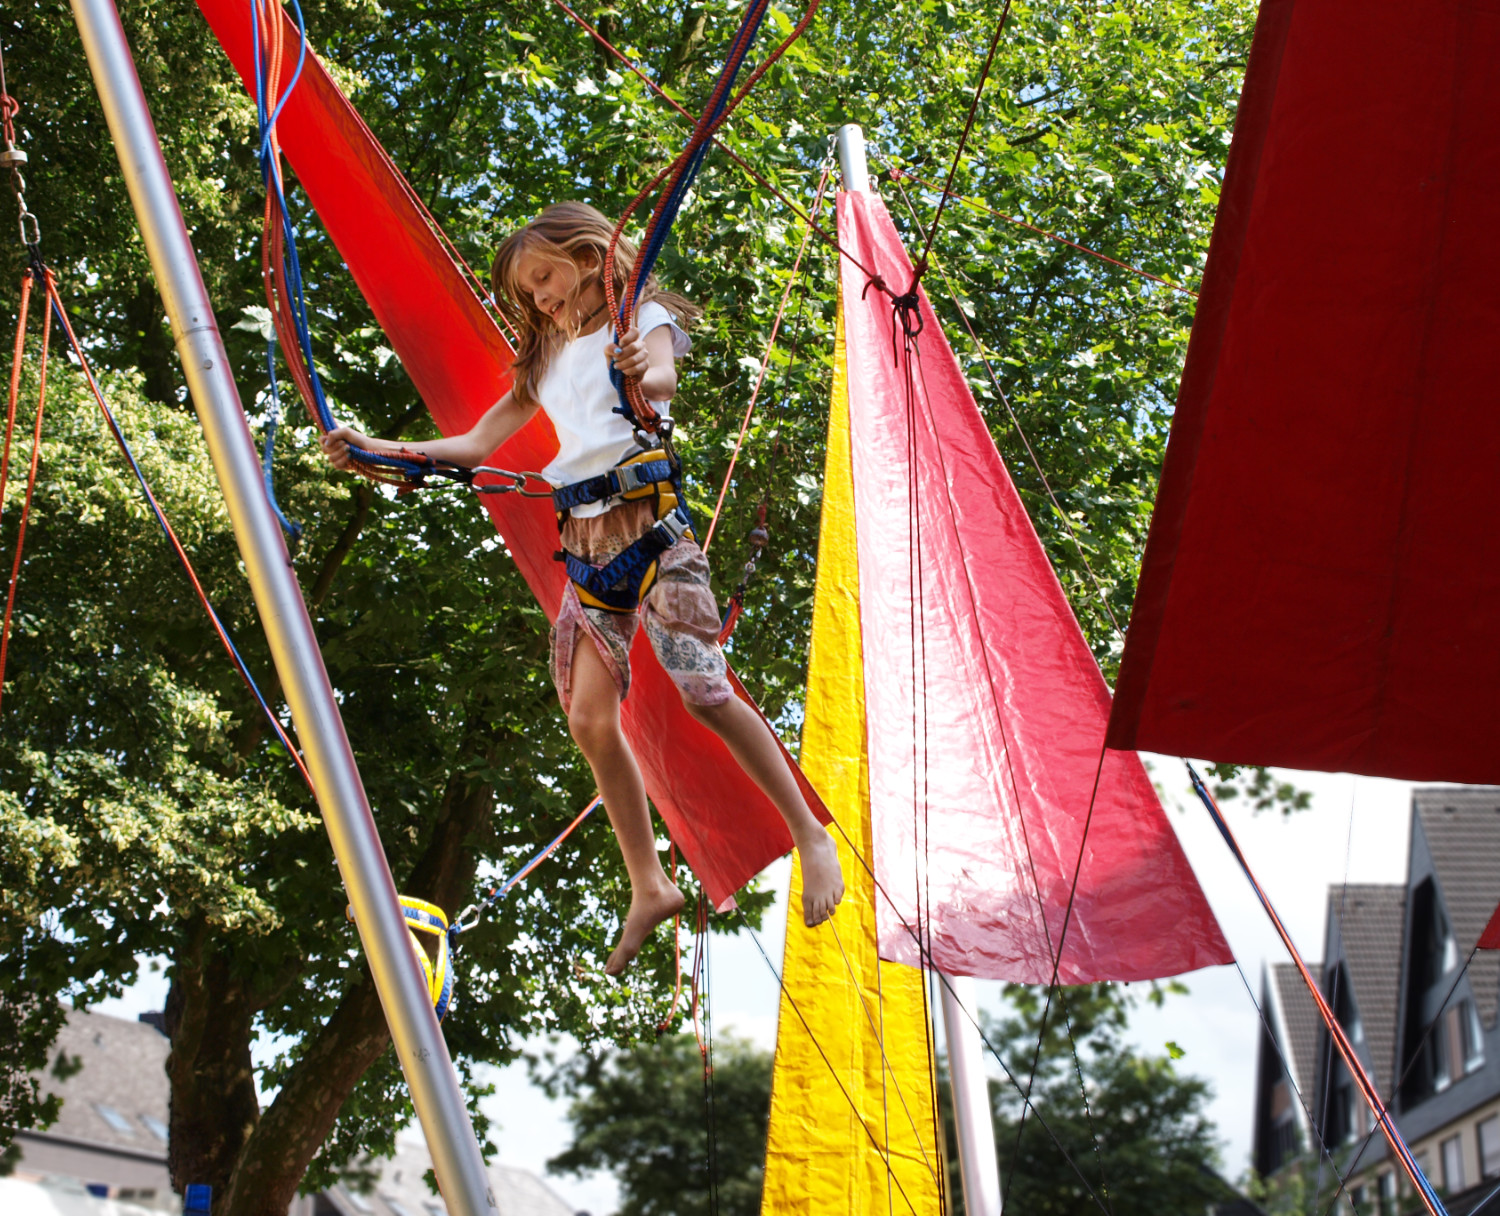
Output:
[1413, 789, 1500, 1027]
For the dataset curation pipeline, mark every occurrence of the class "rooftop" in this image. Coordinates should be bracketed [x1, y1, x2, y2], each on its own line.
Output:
[1270, 962, 1323, 1102]
[1327, 883, 1406, 1092]
[31, 1006, 171, 1158]
[1414, 789, 1500, 1027]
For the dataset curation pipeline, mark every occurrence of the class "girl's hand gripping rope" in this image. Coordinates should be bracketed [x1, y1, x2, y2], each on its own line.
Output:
[606, 325, 650, 377]
[320, 424, 366, 470]
[607, 324, 679, 404]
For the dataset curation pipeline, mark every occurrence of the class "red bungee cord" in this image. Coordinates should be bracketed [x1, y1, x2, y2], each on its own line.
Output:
[0, 267, 46, 716]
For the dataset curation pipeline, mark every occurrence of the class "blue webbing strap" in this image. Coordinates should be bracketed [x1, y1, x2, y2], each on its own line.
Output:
[550, 458, 677, 514]
[609, 1, 773, 426]
[563, 505, 693, 611]
[250, 0, 430, 484]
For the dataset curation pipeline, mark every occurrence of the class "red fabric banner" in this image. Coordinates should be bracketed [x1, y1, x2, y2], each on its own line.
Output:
[1107, 0, 1500, 783]
[196, 0, 827, 909]
[838, 191, 1231, 982]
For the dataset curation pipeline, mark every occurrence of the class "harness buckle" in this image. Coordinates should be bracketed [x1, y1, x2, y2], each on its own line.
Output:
[652, 506, 692, 547]
[633, 417, 676, 460]
[612, 462, 653, 495]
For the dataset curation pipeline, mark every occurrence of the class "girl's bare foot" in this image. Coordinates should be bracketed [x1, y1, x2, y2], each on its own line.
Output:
[798, 828, 845, 927]
[605, 882, 686, 976]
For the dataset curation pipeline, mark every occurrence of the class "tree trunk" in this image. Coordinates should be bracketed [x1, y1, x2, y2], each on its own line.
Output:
[205, 760, 499, 1216]
[165, 923, 263, 1207]
[218, 976, 390, 1216]
[123, 279, 182, 408]
[663, 7, 707, 89]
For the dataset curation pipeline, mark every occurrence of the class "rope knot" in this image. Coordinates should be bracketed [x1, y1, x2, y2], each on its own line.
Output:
[892, 287, 924, 341]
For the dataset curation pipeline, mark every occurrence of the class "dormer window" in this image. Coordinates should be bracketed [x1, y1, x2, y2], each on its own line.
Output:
[1333, 970, 1364, 1046]
[1402, 879, 1486, 1103]
[1415, 880, 1459, 988]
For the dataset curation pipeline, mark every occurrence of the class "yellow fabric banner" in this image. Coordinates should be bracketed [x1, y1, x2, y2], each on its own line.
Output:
[759, 300, 943, 1216]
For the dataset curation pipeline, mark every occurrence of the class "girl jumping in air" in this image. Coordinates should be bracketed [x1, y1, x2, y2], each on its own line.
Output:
[321, 202, 844, 975]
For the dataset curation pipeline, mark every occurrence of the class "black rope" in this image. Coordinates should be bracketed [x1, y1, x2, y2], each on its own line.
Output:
[824, 915, 943, 1191]
[929, 966, 1115, 1216]
[911, 0, 1013, 288]
[701, 905, 721, 1216]
[1056, 985, 1116, 1215]
[1322, 940, 1484, 1216]
[737, 910, 927, 1216]
[894, 269, 953, 1216]
[886, 171, 1124, 636]
[1225, 959, 1358, 1208]
[1314, 789, 1361, 1211]
[765, 819, 1117, 1216]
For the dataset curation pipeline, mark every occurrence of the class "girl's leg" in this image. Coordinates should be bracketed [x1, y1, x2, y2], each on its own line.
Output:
[567, 637, 685, 974]
[683, 695, 845, 927]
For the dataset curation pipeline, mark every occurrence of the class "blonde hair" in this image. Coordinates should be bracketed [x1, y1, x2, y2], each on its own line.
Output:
[491, 201, 702, 410]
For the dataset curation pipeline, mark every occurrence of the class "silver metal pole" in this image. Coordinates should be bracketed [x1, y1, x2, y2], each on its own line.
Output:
[837, 122, 870, 193]
[68, 4, 497, 1214]
[941, 977, 1003, 1216]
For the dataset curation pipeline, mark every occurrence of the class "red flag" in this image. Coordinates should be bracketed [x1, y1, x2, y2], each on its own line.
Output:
[838, 192, 1230, 982]
[1107, 0, 1500, 783]
[195, 0, 827, 909]
[1481, 906, 1500, 952]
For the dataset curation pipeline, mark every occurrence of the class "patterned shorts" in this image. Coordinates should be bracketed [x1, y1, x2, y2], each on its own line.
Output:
[550, 498, 732, 712]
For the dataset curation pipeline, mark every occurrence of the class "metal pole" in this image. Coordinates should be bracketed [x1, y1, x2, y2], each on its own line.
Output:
[836, 123, 1002, 1216]
[68, 4, 497, 1214]
[836, 122, 870, 193]
[941, 977, 1003, 1216]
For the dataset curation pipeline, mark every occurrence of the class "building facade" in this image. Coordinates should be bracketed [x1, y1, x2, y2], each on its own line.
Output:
[8, 1007, 576, 1216]
[1251, 788, 1500, 1214]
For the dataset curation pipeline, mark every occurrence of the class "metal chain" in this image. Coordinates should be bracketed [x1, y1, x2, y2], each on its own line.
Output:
[0, 39, 39, 249]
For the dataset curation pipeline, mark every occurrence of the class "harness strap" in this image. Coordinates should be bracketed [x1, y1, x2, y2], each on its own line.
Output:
[347, 896, 456, 1021]
[563, 505, 694, 612]
[551, 457, 677, 514]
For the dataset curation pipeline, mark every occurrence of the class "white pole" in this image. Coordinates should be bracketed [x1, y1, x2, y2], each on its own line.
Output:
[837, 122, 871, 193]
[836, 121, 1003, 1216]
[68, 3, 497, 1214]
[941, 977, 1003, 1216]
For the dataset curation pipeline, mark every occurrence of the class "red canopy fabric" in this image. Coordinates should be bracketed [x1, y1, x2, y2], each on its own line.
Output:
[1107, 0, 1500, 783]
[839, 192, 1231, 983]
[196, 0, 828, 909]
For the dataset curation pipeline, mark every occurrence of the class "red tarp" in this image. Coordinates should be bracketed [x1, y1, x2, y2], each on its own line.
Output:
[1107, 0, 1500, 783]
[196, 0, 828, 910]
[839, 192, 1231, 983]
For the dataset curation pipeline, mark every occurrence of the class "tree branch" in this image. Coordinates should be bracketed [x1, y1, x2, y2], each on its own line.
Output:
[661, 7, 707, 90]
[309, 482, 376, 615]
[216, 734, 505, 1216]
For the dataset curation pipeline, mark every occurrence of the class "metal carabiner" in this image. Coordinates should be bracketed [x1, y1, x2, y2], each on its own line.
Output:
[469, 466, 554, 498]
[448, 903, 481, 937]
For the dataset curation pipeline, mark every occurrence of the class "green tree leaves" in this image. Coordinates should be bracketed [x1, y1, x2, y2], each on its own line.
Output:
[1, 0, 1260, 1203]
[540, 1032, 772, 1216]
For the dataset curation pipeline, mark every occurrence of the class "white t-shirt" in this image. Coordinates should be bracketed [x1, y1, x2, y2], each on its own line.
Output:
[537, 300, 691, 518]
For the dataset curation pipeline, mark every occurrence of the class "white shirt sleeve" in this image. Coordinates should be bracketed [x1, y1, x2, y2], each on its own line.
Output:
[634, 299, 693, 358]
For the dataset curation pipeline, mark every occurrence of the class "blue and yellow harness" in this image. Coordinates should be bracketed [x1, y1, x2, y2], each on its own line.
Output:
[553, 443, 696, 613]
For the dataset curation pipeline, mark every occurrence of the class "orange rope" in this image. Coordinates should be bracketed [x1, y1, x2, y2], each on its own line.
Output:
[0, 269, 44, 715]
[657, 843, 684, 1033]
[892, 167, 1199, 298]
[601, 0, 825, 432]
[0, 270, 32, 543]
[42, 275, 317, 793]
[702, 164, 832, 554]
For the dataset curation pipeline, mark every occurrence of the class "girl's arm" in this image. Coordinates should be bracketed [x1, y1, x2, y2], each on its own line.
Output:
[320, 390, 540, 470]
[608, 326, 679, 401]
